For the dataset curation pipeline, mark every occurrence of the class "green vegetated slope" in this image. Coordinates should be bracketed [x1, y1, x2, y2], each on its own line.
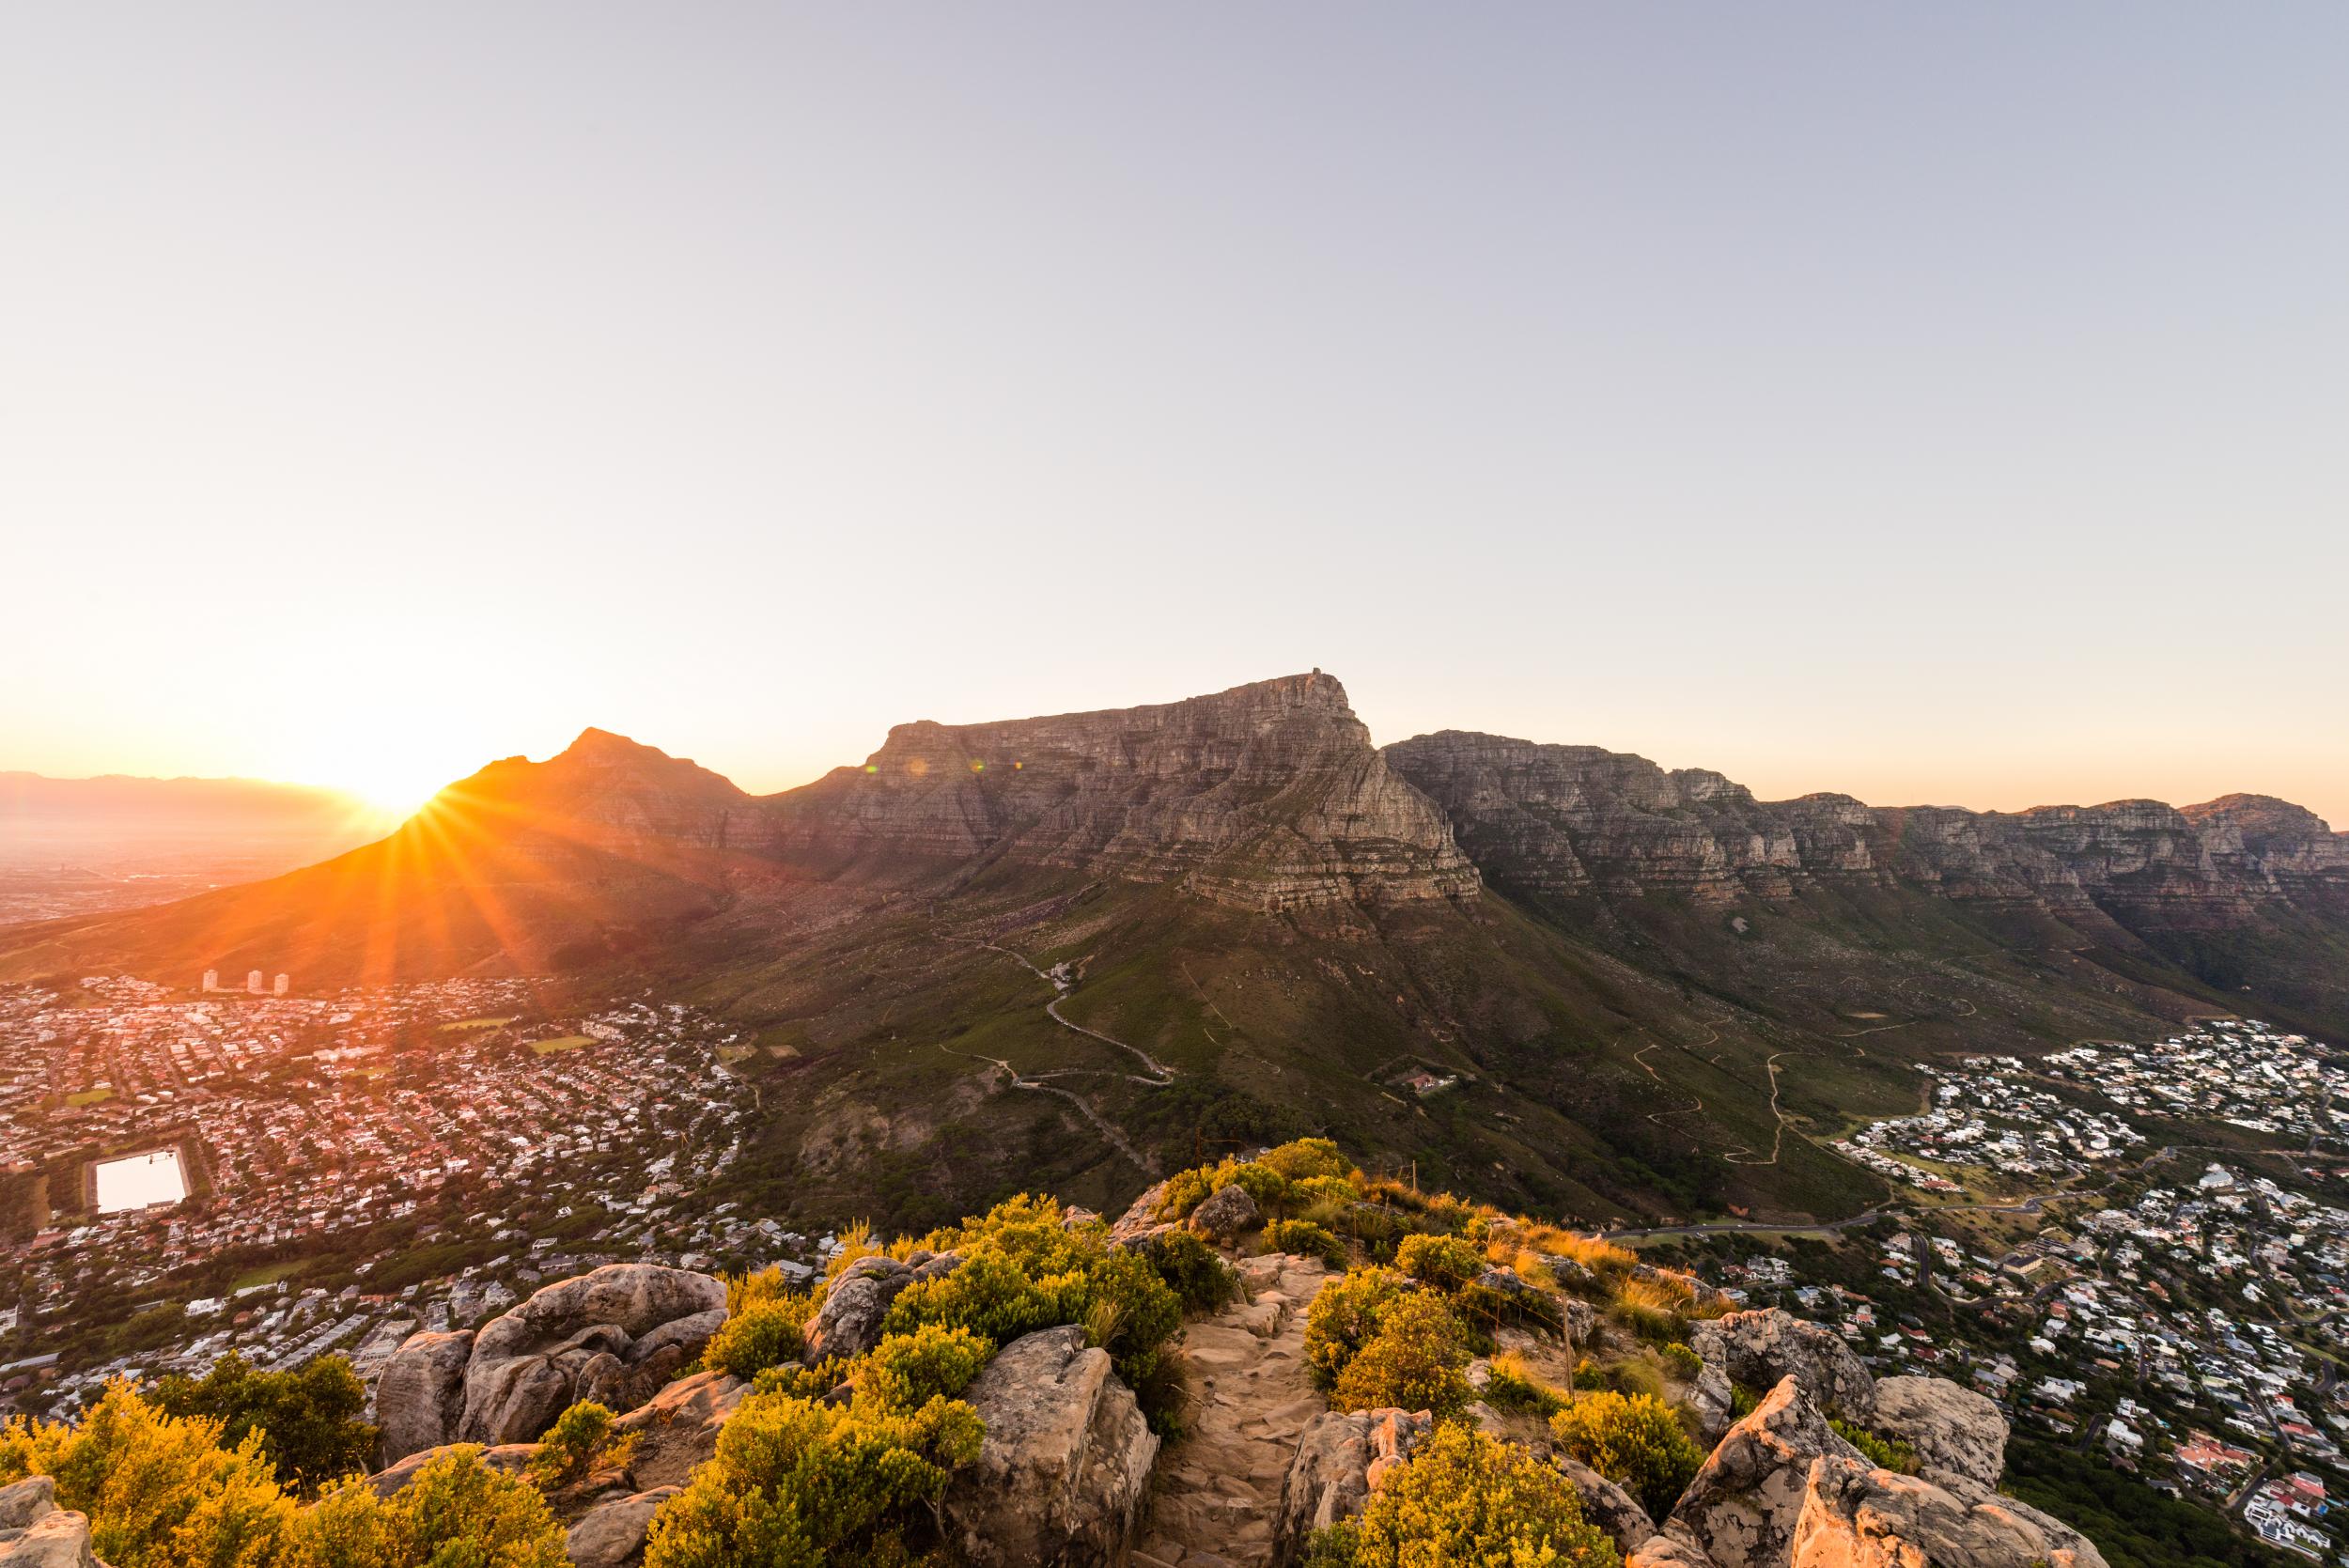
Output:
[657, 861, 2206, 1237]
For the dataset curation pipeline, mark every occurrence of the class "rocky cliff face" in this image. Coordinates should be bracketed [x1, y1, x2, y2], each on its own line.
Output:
[1385, 730, 2346, 936]
[762, 674, 1479, 910]
[436, 729, 764, 855]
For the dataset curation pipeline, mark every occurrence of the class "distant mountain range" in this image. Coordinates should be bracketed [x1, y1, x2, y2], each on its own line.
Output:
[4, 674, 2342, 1229]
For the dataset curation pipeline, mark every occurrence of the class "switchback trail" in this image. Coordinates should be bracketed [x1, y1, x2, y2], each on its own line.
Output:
[937, 1041, 1160, 1177]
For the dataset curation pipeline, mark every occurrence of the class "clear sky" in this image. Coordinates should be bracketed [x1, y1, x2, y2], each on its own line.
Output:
[5, 6, 2344, 822]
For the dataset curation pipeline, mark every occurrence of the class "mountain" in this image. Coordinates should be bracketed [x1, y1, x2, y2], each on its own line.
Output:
[3, 672, 2341, 1231]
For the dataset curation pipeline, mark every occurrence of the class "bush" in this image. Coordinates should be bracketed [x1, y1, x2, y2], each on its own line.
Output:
[886, 1250, 1074, 1350]
[1330, 1293, 1473, 1421]
[0, 1378, 296, 1568]
[1308, 1422, 1617, 1567]
[285, 1445, 568, 1567]
[859, 1326, 992, 1414]
[705, 1297, 810, 1381]
[1395, 1234, 1485, 1293]
[149, 1351, 380, 1495]
[643, 1389, 982, 1568]
[1831, 1419, 1919, 1475]
[1480, 1356, 1566, 1420]
[1259, 1138, 1353, 1184]
[1146, 1229, 1239, 1314]
[1548, 1390, 1704, 1519]
[1155, 1168, 1215, 1221]
[1261, 1219, 1345, 1267]
[1660, 1343, 1703, 1381]
[1303, 1267, 1414, 1390]
[530, 1401, 637, 1492]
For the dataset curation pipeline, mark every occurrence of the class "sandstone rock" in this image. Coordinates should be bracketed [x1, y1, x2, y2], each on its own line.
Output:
[459, 1265, 726, 1446]
[1108, 1180, 1172, 1246]
[0, 1478, 55, 1533]
[611, 1368, 750, 1490]
[1555, 1452, 1658, 1553]
[803, 1252, 960, 1361]
[1868, 1376, 2007, 1489]
[565, 1486, 680, 1568]
[1691, 1310, 1875, 1421]
[0, 1507, 96, 1568]
[367, 1441, 537, 1498]
[1663, 1375, 1861, 1568]
[1271, 1407, 1432, 1564]
[1187, 1183, 1258, 1244]
[940, 1326, 1159, 1567]
[1629, 1534, 1723, 1568]
[376, 1328, 477, 1465]
[1792, 1456, 2110, 1568]
[1691, 1358, 1735, 1444]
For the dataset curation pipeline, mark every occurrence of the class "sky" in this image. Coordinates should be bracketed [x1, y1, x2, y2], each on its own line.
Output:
[4, 6, 2344, 822]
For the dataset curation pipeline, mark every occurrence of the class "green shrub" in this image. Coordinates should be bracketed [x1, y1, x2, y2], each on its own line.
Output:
[1660, 1343, 1703, 1381]
[705, 1297, 810, 1381]
[1308, 1421, 1617, 1567]
[643, 1389, 982, 1568]
[1831, 1419, 1919, 1475]
[1480, 1357, 1566, 1420]
[286, 1445, 569, 1567]
[530, 1401, 637, 1491]
[858, 1326, 992, 1413]
[752, 1358, 850, 1402]
[149, 1351, 380, 1495]
[1303, 1267, 1414, 1390]
[1330, 1293, 1473, 1421]
[1394, 1234, 1485, 1293]
[884, 1250, 1074, 1347]
[1212, 1159, 1291, 1216]
[1293, 1175, 1363, 1210]
[1155, 1169, 1214, 1221]
[1549, 1390, 1704, 1519]
[1146, 1229, 1239, 1314]
[1262, 1219, 1345, 1267]
[1259, 1138, 1353, 1184]
[0, 1378, 296, 1568]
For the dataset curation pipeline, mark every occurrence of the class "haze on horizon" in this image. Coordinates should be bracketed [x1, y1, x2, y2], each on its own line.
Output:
[4, 5, 2344, 824]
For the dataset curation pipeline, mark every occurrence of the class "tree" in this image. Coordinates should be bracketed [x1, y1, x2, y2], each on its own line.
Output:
[150, 1352, 381, 1494]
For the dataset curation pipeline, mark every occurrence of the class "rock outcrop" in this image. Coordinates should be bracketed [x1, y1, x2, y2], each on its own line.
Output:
[1662, 1376, 1862, 1568]
[1554, 1452, 1658, 1554]
[0, 1478, 97, 1568]
[803, 1250, 958, 1362]
[1690, 1311, 1875, 1422]
[769, 674, 1480, 910]
[610, 1368, 750, 1490]
[1187, 1182, 1259, 1244]
[367, 1440, 537, 1498]
[565, 1486, 681, 1568]
[1867, 1376, 2006, 1490]
[940, 1326, 1159, 1568]
[1792, 1455, 2109, 1568]
[377, 1329, 477, 1466]
[1271, 1407, 1434, 1565]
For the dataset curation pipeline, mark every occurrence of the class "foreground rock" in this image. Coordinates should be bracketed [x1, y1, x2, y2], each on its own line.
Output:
[457, 1265, 728, 1447]
[1554, 1452, 1658, 1555]
[376, 1329, 476, 1466]
[1663, 1375, 1861, 1568]
[940, 1326, 1159, 1567]
[0, 1477, 100, 1568]
[1271, 1407, 1433, 1565]
[368, 1441, 537, 1498]
[1792, 1456, 2109, 1568]
[1187, 1182, 1258, 1244]
[1866, 1376, 2007, 1490]
[610, 1368, 750, 1490]
[566, 1486, 681, 1568]
[1691, 1310, 1875, 1421]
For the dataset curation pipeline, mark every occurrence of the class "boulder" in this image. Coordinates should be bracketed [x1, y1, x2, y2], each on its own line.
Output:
[0, 1507, 96, 1568]
[1663, 1375, 1861, 1568]
[804, 1256, 910, 1360]
[1792, 1456, 2110, 1568]
[940, 1326, 1159, 1567]
[1554, 1452, 1658, 1554]
[1629, 1534, 1723, 1568]
[1107, 1180, 1172, 1246]
[1271, 1407, 1433, 1565]
[1690, 1310, 1875, 1421]
[1691, 1358, 1736, 1445]
[459, 1265, 726, 1445]
[1187, 1183, 1258, 1244]
[0, 1478, 56, 1532]
[565, 1486, 680, 1568]
[1866, 1376, 2007, 1490]
[367, 1441, 537, 1498]
[611, 1368, 750, 1490]
[376, 1328, 477, 1465]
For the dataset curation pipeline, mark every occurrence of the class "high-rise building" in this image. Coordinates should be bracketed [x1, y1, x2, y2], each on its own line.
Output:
[201, 969, 218, 993]
[246, 970, 265, 994]
[273, 973, 290, 996]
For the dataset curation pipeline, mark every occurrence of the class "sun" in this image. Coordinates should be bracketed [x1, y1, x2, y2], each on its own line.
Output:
[338, 763, 453, 823]
[275, 735, 464, 826]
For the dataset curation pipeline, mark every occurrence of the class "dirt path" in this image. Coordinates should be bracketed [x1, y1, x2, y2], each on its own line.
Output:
[1134, 1254, 1332, 1568]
